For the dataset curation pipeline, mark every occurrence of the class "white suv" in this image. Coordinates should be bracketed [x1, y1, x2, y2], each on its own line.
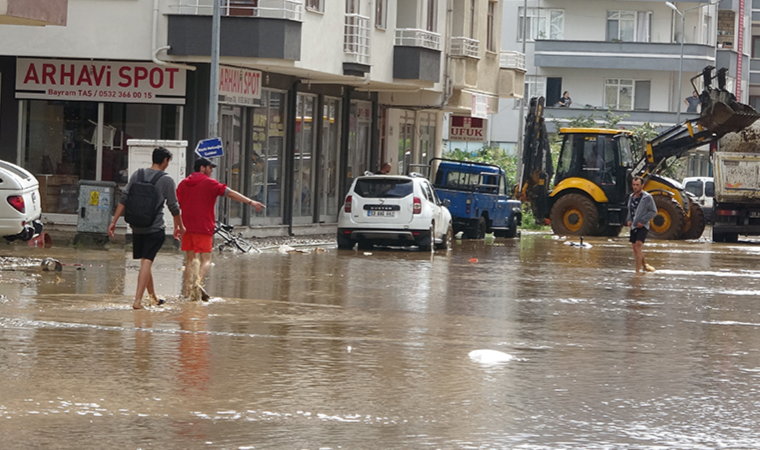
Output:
[337, 174, 453, 251]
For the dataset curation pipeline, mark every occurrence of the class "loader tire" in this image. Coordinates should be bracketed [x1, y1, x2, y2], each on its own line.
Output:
[550, 194, 599, 236]
[649, 195, 686, 240]
[681, 199, 706, 240]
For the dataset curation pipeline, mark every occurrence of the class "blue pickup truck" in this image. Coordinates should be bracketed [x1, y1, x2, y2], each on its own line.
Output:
[430, 158, 522, 239]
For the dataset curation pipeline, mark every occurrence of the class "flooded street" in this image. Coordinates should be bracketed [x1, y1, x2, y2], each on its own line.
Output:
[2, 232, 760, 449]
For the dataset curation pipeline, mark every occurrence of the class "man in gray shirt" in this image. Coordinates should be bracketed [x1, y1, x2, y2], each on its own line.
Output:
[626, 176, 658, 273]
[108, 147, 185, 309]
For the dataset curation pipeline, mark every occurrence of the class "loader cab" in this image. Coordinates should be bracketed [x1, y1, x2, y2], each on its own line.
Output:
[555, 128, 633, 204]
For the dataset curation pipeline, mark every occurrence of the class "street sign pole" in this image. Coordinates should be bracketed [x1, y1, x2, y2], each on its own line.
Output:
[208, 0, 221, 139]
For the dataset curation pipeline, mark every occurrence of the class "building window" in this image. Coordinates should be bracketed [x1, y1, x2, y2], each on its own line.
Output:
[469, 0, 476, 39]
[375, 0, 387, 29]
[487, 1, 496, 51]
[306, 0, 323, 12]
[515, 76, 547, 108]
[607, 11, 651, 42]
[426, 0, 438, 32]
[605, 79, 634, 110]
[517, 8, 564, 41]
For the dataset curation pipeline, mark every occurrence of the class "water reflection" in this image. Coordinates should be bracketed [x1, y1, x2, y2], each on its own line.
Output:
[1, 235, 760, 447]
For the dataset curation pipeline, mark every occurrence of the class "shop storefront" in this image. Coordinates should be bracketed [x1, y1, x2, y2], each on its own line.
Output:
[14, 58, 186, 216]
[208, 65, 372, 229]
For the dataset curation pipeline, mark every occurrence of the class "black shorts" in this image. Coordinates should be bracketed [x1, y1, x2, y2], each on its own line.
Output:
[133, 231, 166, 261]
[629, 227, 648, 243]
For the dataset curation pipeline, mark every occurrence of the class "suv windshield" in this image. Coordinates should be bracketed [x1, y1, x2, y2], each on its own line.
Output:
[354, 178, 413, 198]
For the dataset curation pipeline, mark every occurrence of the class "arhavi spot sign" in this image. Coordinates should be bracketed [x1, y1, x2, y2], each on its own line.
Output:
[196, 137, 224, 158]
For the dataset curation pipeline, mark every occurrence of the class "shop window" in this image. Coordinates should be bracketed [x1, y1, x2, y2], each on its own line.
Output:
[294, 94, 317, 221]
[21, 100, 177, 214]
[349, 101, 372, 178]
[320, 97, 342, 220]
[249, 90, 287, 224]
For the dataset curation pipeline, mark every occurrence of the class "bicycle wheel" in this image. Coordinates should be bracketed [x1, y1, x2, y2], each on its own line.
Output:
[234, 236, 254, 253]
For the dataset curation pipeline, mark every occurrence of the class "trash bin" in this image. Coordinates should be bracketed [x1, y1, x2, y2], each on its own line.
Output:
[77, 180, 117, 234]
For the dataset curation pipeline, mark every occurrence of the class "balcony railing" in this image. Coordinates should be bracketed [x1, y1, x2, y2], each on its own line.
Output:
[395, 28, 441, 51]
[500, 51, 525, 71]
[450, 37, 479, 58]
[344, 13, 371, 65]
[173, 0, 303, 21]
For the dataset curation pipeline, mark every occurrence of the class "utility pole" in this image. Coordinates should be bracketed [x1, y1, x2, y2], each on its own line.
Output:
[208, 0, 221, 138]
[515, 0, 528, 189]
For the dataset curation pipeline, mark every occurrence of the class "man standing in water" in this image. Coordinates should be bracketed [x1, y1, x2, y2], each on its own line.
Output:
[626, 176, 657, 273]
[177, 157, 265, 300]
[108, 147, 184, 309]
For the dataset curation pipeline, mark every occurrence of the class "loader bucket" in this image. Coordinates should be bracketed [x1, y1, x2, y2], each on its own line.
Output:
[699, 91, 760, 137]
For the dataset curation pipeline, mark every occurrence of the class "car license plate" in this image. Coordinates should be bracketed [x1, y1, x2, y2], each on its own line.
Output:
[750, 211, 760, 218]
[368, 210, 396, 217]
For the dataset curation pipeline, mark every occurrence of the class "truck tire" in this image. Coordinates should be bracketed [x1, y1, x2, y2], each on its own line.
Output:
[549, 193, 599, 236]
[649, 195, 686, 240]
[680, 199, 706, 240]
[466, 217, 487, 239]
[436, 224, 454, 250]
[502, 217, 518, 238]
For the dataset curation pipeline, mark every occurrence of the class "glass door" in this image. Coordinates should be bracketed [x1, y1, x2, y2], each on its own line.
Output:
[219, 105, 244, 225]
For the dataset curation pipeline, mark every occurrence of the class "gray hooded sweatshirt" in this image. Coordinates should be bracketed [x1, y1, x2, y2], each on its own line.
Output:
[626, 190, 657, 230]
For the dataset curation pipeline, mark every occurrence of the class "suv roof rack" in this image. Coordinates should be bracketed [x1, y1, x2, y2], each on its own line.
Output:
[409, 172, 426, 178]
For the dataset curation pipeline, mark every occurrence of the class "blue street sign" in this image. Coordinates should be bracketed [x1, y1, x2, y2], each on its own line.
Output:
[195, 137, 224, 158]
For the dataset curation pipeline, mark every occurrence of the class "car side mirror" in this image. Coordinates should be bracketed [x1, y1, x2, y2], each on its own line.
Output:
[442, 199, 451, 208]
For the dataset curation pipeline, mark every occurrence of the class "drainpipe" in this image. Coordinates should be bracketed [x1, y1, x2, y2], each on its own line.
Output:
[439, 0, 454, 109]
[152, 0, 197, 71]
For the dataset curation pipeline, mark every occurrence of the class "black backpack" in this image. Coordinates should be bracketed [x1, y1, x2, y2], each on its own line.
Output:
[124, 169, 166, 228]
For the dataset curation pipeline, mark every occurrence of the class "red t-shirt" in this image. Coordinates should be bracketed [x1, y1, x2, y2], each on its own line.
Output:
[176, 172, 228, 235]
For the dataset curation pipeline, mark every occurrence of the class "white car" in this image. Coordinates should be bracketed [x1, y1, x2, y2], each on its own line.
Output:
[682, 176, 714, 223]
[0, 160, 43, 242]
[337, 173, 453, 250]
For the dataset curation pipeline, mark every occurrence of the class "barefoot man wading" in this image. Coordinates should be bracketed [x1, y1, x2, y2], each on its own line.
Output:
[176, 157, 265, 300]
[626, 176, 658, 273]
[108, 147, 184, 309]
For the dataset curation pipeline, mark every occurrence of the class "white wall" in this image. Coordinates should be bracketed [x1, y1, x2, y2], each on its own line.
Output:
[0, 0, 154, 60]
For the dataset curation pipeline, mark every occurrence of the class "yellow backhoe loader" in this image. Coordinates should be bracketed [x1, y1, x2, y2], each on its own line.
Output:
[519, 66, 760, 239]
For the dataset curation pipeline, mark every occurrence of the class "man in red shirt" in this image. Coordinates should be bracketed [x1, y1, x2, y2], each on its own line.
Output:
[177, 157, 265, 299]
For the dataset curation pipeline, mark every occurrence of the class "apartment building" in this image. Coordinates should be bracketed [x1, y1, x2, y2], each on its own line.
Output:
[0, 0, 523, 236]
[485, 0, 749, 177]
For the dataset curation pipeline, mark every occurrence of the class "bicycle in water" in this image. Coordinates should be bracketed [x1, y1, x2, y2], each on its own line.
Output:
[214, 222, 260, 253]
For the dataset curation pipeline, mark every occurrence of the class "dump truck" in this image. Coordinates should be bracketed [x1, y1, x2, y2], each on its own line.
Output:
[712, 121, 760, 242]
[519, 66, 760, 240]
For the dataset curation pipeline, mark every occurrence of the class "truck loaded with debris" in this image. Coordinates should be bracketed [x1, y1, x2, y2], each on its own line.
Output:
[713, 121, 760, 242]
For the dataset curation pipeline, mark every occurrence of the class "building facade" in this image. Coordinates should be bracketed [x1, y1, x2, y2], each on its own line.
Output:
[0, 0, 524, 236]
[488, 0, 750, 177]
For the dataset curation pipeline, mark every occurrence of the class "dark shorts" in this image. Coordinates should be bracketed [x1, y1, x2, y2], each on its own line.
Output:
[133, 231, 166, 261]
[629, 227, 648, 243]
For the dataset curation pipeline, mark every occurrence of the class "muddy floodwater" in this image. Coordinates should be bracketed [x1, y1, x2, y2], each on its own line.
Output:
[3, 231, 760, 449]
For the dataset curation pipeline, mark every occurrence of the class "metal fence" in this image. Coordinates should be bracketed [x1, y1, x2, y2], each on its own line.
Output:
[500, 51, 526, 70]
[450, 37, 479, 58]
[344, 14, 371, 65]
[394, 28, 441, 51]
[173, 0, 303, 21]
